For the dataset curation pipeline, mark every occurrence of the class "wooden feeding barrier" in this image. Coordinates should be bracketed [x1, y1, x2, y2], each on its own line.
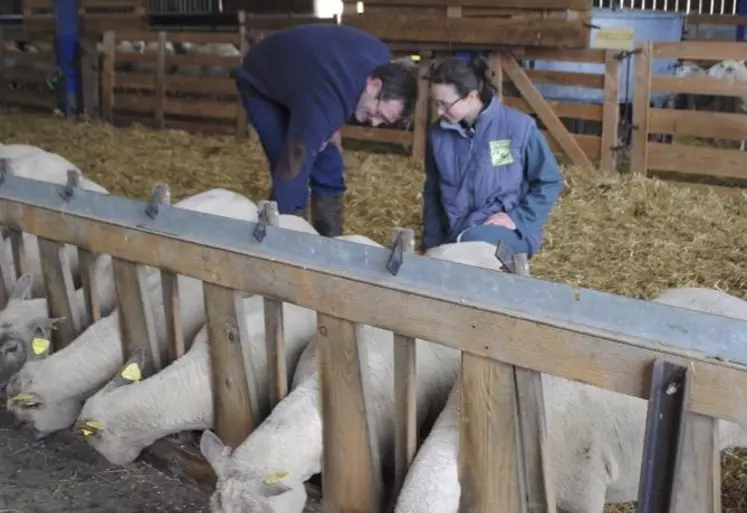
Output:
[0, 172, 746, 512]
[631, 40, 747, 188]
[0, 27, 60, 114]
[340, 0, 593, 49]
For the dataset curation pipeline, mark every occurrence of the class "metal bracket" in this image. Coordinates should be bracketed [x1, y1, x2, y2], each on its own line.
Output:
[59, 169, 81, 201]
[387, 230, 407, 276]
[494, 242, 518, 274]
[636, 358, 689, 513]
[253, 204, 270, 242]
[145, 183, 171, 219]
[614, 47, 642, 61]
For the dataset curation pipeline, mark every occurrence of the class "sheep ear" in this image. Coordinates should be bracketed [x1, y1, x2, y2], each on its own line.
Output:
[110, 348, 146, 388]
[200, 430, 231, 472]
[9, 273, 34, 301]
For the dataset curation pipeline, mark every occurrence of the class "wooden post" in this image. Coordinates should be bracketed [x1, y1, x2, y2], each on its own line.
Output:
[100, 30, 115, 122]
[410, 53, 431, 160]
[156, 31, 167, 129]
[459, 353, 526, 513]
[318, 314, 381, 513]
[236, 10, 249, 139]
[204, 280, 256, 448]
[600, 50, 620, 172]
[391, 227, 418, 505]
[79, 37, 100, 118]
[38, 236, 79, 349]
[630, 41, 652, 176]
[260, 200, 287, 411]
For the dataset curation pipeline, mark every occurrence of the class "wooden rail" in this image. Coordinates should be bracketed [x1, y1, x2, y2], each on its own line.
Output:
[93, 26, 430, 159]
[631, 40, 747, 185]
[0, 174, 745, 512]
[0, 28, 59, 114]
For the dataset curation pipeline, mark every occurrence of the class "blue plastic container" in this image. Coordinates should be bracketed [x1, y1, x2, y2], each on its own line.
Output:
[527, 8, 687, 106]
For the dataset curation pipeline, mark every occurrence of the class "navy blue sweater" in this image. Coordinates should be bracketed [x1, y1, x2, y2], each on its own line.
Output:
[237, 24, 391, 177]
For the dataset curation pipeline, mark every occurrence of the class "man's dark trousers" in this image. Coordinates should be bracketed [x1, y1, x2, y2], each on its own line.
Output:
[238, 82, 345, 237]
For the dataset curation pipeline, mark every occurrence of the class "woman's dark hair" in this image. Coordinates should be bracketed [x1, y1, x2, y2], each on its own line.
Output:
[429, 55, 497, 105]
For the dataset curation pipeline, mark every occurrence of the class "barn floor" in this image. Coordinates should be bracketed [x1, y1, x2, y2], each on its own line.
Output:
[0, 411, 211, 513]
[1, 109, 747, 512]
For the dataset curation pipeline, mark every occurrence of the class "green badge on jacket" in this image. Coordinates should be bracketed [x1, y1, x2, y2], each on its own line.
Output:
[489, 139, 514, 166]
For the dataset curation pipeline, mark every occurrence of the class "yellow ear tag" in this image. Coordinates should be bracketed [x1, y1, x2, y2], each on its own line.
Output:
[11, 393, 35, 403]
[31, 337, 50, 356]
[80, 420, 103, 437]
[264, 470, 290, 484]
[121, 362, 141, 382]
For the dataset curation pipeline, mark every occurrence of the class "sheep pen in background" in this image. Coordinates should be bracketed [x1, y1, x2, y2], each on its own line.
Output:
[0, 111, 746, 512]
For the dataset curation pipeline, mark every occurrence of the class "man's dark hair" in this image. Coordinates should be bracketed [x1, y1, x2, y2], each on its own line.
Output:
[371, 61, 419, 124]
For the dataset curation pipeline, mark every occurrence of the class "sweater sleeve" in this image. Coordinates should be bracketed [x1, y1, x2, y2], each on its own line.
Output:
[421, 132, 447, 251]
[272, 102, 346, 212]
[506, 123, 564, 236]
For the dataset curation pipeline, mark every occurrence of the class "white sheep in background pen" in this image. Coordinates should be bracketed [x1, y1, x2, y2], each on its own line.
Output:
[198, 241, 504, 513]
[0, 144, 109, 298]
[70, 234, 374, 466]
[3, 189, 266, 439]
[392, 287, 747, 513]
[706, 59, 747, 151]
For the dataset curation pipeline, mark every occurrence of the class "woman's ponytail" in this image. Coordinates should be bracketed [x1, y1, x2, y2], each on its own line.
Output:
[468, 55, 497, 103]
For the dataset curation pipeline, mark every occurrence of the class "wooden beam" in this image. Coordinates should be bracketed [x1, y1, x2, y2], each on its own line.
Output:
[2, 179, 747, 427]
[501, 54, 592, 168]
[318, 314, 382, 513]
[37, 238, 79, 349]
[630, 41, 652, 176]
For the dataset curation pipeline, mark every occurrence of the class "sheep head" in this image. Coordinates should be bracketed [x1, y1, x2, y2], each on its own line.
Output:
[200, 430, 308, 513]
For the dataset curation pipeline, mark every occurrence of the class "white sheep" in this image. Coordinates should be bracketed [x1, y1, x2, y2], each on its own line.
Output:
[706, 59, 747, 150]
[0, 250, 117, 388]
[69, 234, 373, 465]
[392, 286, 747, 513]
[196, 240, 505, 513]
[4, 189, 265, 438]
[0, 144, 110, 298]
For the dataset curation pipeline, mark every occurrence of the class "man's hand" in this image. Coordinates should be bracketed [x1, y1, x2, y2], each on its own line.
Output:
[484, 212, 516, 230]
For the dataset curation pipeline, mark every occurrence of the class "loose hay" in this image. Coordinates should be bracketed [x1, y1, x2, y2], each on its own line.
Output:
[1, 110, 747, 512]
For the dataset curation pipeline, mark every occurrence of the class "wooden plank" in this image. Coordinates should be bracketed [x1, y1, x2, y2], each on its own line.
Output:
[510, 256, 556, 513]
[318, 314, 381, 513]
[236, 11, 249, 139]
[148, 184, 184, 365]
[6, 190, 747, 427]
[1, 68, 53, 85]
[168, 53, 240, 69]
[351, 0, 590, 8]
[77, 249, 101, 326]
[9, 230, 26, 280]
[343, 15, 590, 48]
[259, 201, 287, 409]
[101, 31, 116, 122]
[503, 96, 603, 121]
[341, 125, 414, 145]
[669, 367, 721, 513]
[391, 228, 418, 502]
[0, 91, 57, 110]
[156, 31, 167, 129]
[649, 108, 747, 142]
[687, 14, 747, 25]
[410, 57, 431, 160]
[204, 283, 256, 448]
[521, 48, 606, 63]
[630, 41, 652, 176]
[115, 29, 242, 45]
[459, 353, 524, 513]
[165, 97, 239, 121]
[117, 73, 237, 96]
[650, 75, 747, 98]
[652, 41, 747, 61]
[522, 69, 604, 89]
[0, 236, 11, 310]
[112, 259, 159, 374]
[37, 238, 79, 349]
[502, 54, 592, 168]
[647, 142, 747, 181]
[600, 50, 620, 172]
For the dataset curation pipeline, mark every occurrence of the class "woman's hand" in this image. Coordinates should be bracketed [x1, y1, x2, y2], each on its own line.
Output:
[484, 212, 516, 230]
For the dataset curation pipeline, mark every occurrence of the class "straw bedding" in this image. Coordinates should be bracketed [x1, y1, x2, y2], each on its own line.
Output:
[1, 109, 746, 512]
